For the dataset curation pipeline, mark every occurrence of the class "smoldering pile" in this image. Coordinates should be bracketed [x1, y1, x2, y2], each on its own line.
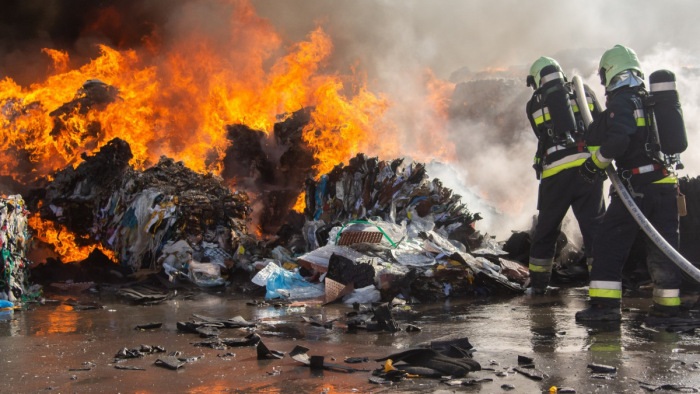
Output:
[249, 153, 529, 304]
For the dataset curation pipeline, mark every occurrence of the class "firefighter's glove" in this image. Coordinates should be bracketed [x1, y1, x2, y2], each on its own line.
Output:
[532, 163, 542, 180]
[579, 157, 605, 184]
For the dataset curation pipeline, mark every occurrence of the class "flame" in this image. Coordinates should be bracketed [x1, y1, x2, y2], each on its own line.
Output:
[292, 191, 306, 213]
[27, 214, 116, 263]
[303, 79, 396, 175]
[0, 1, 393, 182]
[415, 68, 457, 162]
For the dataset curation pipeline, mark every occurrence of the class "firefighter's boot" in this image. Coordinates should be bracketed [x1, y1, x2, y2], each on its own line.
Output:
[575, 301, 621, 322]
[528, 257, 553, 294]
[648, 303, 680, 318]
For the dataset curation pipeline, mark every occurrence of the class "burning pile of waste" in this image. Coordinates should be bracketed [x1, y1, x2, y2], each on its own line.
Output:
[33, 137, 251, 287]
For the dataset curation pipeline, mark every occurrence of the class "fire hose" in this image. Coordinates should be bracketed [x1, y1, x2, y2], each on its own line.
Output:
[572, 75, 700, 283]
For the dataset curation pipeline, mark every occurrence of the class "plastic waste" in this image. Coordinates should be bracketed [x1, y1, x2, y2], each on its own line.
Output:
[188, 261, 226, 287]
[297, 245, 365, 271]
[342, 285, 381, 304]
[279, 283, 325, 300]
[158, 240, 193, 270]
[391, 248, 435, 267]
[251, 263, 319, 300]
[0, 300, 14, 317]
[405, 207, 435, 238]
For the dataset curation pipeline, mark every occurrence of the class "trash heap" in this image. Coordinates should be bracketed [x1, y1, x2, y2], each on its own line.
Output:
[0, 195, 38, 302]
[252, 154, 528, 303]
[303, 154, 483, 249]
[37, 138, 251, 281]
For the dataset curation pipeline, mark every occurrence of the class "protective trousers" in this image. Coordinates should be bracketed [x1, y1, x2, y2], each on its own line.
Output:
[529, 167, 605, 288]
[589, 182, 681, 308]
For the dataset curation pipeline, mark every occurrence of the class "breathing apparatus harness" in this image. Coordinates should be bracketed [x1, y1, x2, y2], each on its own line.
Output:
[528, 68, 589, 178]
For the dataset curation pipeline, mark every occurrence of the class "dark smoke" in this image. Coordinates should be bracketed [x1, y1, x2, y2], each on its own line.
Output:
[0, 0, 180, 85]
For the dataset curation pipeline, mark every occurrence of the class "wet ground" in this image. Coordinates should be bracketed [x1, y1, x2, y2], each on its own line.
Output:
[0, 286, 698, 393]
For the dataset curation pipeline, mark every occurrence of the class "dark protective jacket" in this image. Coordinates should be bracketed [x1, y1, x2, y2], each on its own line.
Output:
[526, 82, 602, 179]
[587, 86, 673, 187]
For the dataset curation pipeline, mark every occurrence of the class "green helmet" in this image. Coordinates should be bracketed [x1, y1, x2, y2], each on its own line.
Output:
[527, 56, 563, 90]
[598, 44, 643, 87]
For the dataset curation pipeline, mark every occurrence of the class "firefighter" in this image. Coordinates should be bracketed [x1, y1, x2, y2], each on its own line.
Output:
[525, 56, 605, 294]
[576, 45, 682, 321]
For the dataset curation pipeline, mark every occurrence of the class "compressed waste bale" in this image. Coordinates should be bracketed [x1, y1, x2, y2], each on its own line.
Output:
[0, 195, 38, 302]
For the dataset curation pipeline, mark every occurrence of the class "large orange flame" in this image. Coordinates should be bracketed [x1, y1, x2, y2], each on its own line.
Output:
[0, 1, 390, 181]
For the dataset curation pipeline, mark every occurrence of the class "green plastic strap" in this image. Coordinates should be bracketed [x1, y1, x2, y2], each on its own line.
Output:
[335, 220, 397, 247]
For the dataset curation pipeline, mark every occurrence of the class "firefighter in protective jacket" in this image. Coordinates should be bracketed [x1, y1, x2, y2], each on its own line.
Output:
[576, 45, 682, 321]
[525, 56, 605, 294]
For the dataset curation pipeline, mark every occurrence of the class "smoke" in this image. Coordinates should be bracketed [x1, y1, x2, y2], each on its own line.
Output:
[250, 0, 700, 240]
[3, 0, 700, 240]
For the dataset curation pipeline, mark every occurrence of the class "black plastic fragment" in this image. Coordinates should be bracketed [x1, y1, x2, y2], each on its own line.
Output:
[587, 363, 617, 373]
[154, 356, 186, 370]
[135, 322, 162, 330]
[114, 365, 145, 371]
[344, 357, 369, 364]
[257, 341, 285, 360]
[514, 367, 545, 380]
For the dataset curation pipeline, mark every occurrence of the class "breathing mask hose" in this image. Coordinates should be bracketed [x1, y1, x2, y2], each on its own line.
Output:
[572, 75, 700, 283]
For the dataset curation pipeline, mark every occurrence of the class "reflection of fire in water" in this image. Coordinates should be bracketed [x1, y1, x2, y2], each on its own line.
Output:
[27, 214, 116, 264]
[34, 304, 82, 336]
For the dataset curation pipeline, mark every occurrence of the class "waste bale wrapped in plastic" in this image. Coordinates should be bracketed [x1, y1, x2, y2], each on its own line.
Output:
[36, 138, 251, 277]
[0, 195, 38, 302]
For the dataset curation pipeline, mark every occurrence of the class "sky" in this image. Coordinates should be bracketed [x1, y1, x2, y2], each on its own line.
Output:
[2, 0, 700, 240]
